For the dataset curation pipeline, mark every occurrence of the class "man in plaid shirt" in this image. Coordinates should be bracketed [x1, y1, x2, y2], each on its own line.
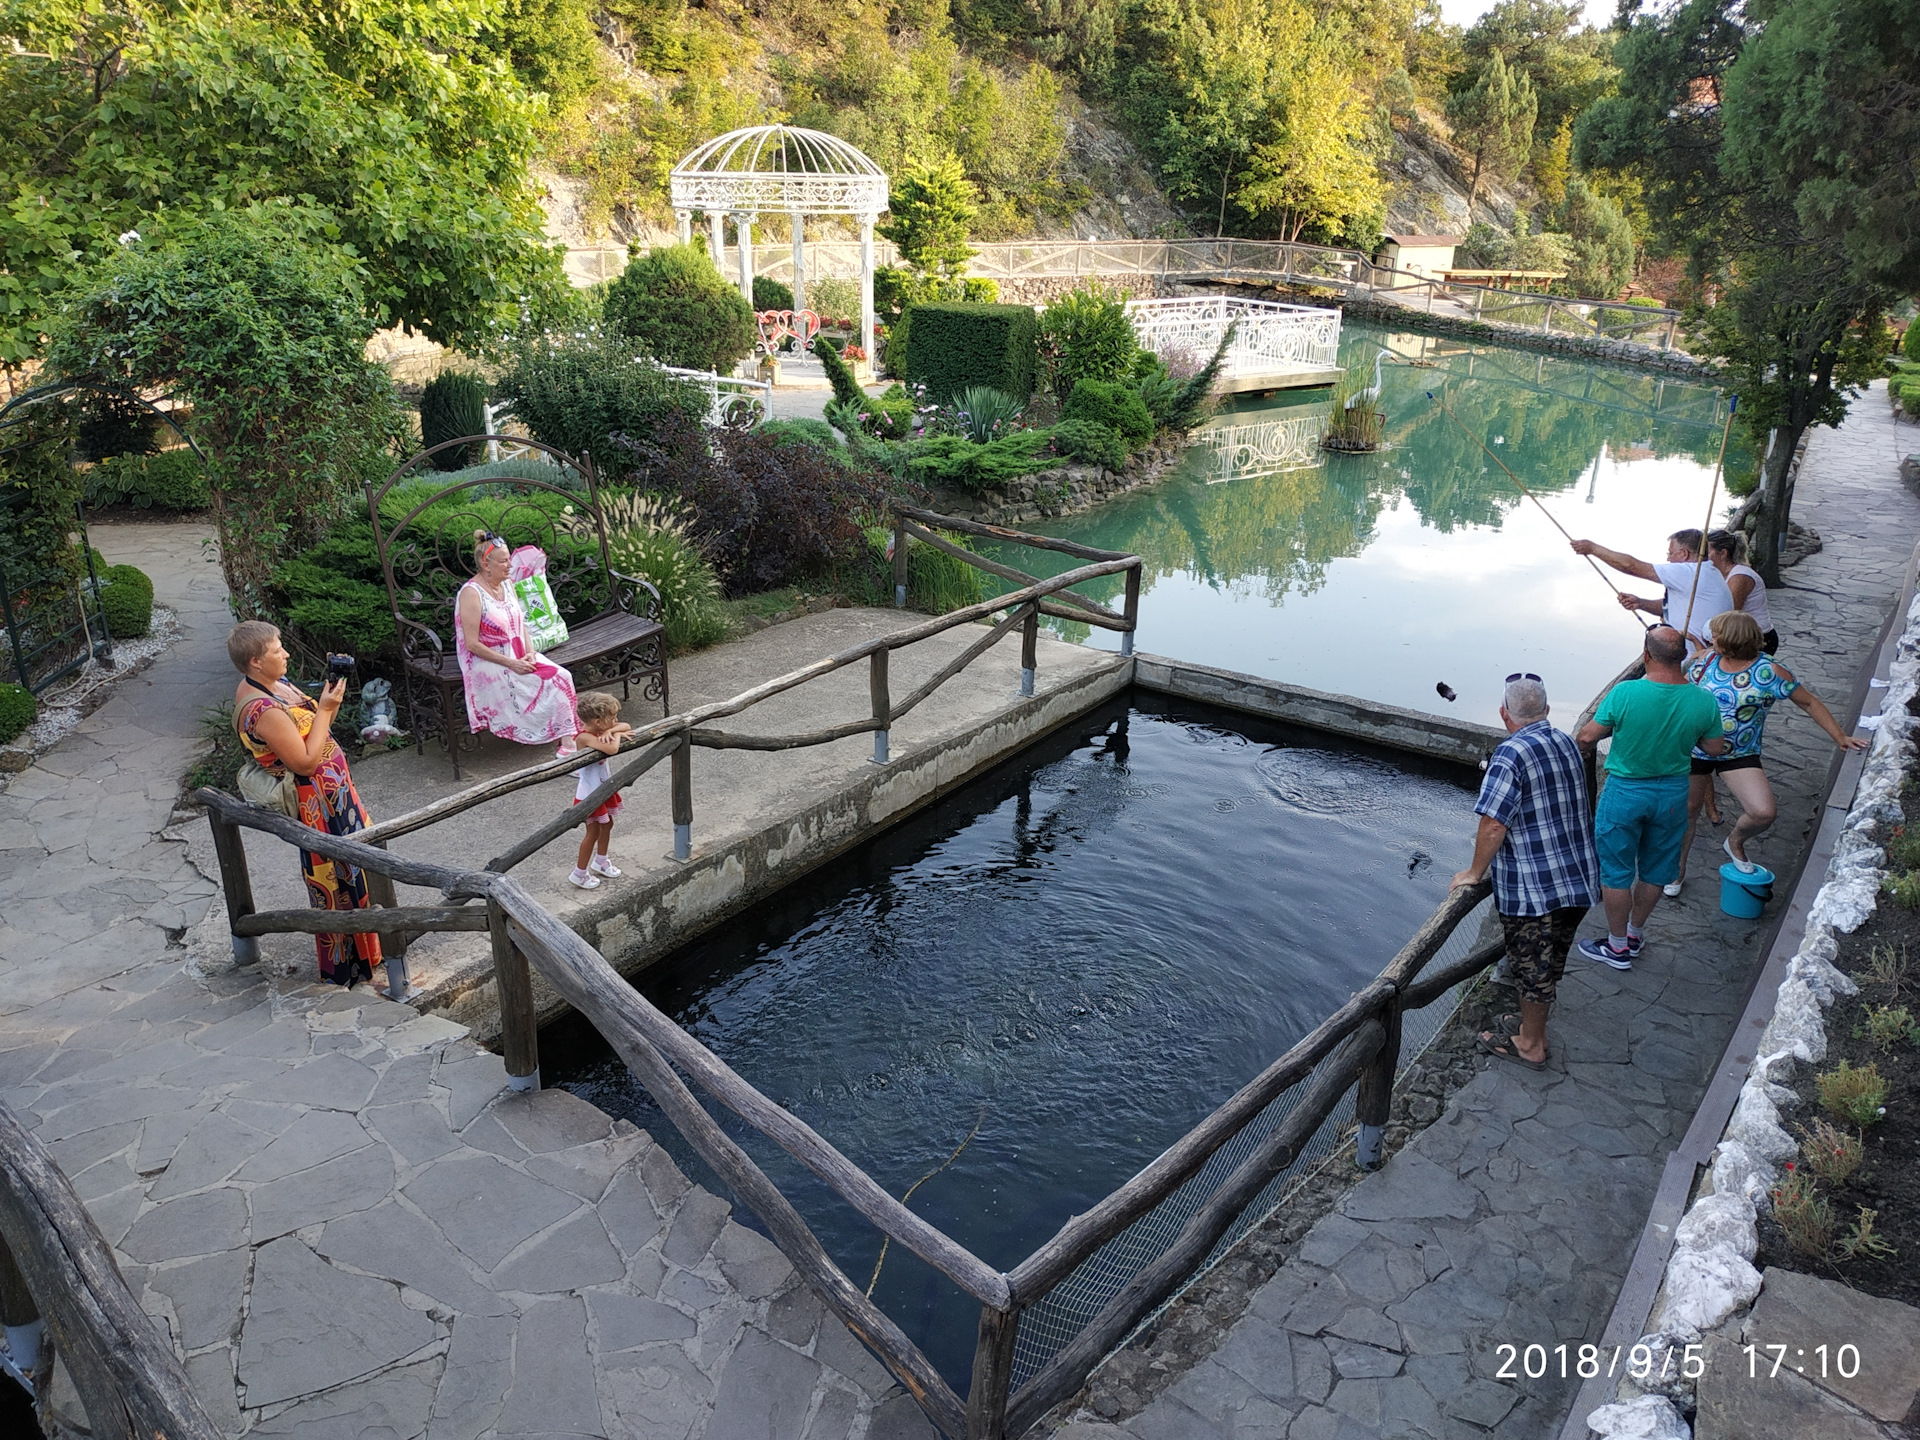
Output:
[1450, 675, 1600, 1070]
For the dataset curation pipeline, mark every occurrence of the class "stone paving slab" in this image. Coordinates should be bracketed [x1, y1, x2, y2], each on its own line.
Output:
[0, 521, 939, 1437]
[1068, 382, 1920, 1440]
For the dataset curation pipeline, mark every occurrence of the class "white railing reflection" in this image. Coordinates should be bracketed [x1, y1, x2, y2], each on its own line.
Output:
[1188, 409, 1330, 484]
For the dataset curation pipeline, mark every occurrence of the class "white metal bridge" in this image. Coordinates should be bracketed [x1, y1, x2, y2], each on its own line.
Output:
[1126, 296, 1342, 393]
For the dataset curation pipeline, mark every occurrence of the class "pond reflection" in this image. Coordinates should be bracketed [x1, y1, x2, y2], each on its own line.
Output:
[988, 324, 1741, 722]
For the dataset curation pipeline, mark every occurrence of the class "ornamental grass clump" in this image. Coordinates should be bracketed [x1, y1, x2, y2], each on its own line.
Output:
[1795, 1118, 1863, 1186]
[952, 386, 1025, 444]
[1768, 1165, 1836, 1259]
[1816, 1059, 1888, 1128]
[1861, 1004, 1919, 1052]
[568, 492, 728, 653]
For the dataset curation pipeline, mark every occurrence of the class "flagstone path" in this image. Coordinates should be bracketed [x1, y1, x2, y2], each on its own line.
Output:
[0, 520, 935, 1438]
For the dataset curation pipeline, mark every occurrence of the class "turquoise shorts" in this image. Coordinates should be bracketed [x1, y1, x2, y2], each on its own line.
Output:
[1594, 774, 1692, 889]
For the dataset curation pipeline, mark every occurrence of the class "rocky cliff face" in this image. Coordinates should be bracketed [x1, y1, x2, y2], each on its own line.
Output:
[1380, 126, 1521, 239]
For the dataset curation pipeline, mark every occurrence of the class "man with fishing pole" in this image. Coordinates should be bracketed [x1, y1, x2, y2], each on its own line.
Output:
[1567, 531, 1736, 652]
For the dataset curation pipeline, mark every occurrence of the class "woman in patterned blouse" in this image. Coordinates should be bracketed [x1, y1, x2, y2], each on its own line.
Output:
[1666, 610, 1865, 894]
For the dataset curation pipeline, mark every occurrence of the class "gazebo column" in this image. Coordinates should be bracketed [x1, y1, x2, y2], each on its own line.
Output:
[735, 213, 755, 305]
[676, 211, 692, 246]
[790, 212, 806, 316]
[707, 211, 724, 271]
[859, 213, 877, 368]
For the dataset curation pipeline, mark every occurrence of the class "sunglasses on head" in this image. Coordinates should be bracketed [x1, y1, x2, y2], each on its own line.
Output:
[1505, 672, 1542, 683]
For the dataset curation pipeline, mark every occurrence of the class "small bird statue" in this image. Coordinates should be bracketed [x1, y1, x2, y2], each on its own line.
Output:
[1345, 348, 1394, 411]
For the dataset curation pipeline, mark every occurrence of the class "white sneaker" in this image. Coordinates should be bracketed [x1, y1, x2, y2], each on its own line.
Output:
[1663, 879, 1683, 897]
[588, 854, 622, 878]
[568, 868, 600, 889]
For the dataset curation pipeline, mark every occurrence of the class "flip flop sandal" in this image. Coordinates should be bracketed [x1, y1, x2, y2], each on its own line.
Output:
[1477, 1033, 1548, 1072]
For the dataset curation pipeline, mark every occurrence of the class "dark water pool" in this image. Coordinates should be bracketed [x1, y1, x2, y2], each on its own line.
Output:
[546, 695, 1477, 1389]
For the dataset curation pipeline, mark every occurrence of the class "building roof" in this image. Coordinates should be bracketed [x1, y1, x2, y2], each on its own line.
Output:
[1381, 234, 1463, 247]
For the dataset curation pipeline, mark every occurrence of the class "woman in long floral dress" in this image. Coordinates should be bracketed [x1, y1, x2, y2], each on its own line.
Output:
[455, 532, 579, 752]
[229, 621, 383, 986]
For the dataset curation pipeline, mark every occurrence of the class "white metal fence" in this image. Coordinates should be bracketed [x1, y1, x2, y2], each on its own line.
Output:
[1127, 296, 1342, 384]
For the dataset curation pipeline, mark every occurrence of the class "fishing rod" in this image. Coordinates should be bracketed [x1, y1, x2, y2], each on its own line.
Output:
[1424, 386, 1652, 631]
[1678, 395, 1740, 644]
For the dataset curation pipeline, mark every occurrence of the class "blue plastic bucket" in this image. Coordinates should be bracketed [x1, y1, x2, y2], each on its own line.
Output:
[1719, 860, 1776, 918]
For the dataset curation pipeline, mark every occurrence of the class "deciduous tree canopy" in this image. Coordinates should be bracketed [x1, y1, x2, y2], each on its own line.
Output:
[1, 0, 573, 368]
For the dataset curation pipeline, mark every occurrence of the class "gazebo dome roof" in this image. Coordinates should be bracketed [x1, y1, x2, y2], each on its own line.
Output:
[669, 125, 889, 217]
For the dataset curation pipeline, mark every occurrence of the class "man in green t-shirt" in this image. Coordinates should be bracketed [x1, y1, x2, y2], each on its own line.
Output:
[1574, 626, 1726, 969]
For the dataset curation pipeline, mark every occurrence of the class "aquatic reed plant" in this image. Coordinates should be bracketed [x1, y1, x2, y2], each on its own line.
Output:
[1322, 361, 1385, 451]
[1816, 1059, 1887, 1128]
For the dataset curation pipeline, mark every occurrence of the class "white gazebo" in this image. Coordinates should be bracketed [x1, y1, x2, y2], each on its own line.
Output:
[669, 125, 890, 363]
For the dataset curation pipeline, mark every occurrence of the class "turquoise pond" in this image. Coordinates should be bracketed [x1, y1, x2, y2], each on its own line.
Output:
[983, 321, 1738, 724]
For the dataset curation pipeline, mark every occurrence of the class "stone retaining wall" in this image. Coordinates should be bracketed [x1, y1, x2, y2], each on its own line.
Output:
[927, 436, 1189, 527]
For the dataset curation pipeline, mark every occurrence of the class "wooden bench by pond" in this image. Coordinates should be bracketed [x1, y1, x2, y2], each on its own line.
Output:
[368, 437, 669, 778]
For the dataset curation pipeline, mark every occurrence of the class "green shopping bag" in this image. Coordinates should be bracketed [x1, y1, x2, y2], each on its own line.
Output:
[508, 547, 570, 651]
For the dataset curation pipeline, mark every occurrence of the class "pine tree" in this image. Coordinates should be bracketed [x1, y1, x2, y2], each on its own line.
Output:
[1447, 51, 1538, 220]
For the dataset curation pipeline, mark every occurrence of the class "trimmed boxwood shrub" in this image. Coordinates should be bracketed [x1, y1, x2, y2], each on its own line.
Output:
[903, 303, 1039, 403]
[1062, 379, 1154, 447]
[1051, 418, 1129, 470]
[85, 449, 210, 511]
[1905, 322, 1920, 363]
[753, 276, 794, 312]
[420, 370, 489, 471]
[603, 242, 757, 373]
[0, 683, 34, 744]
[99, 563, 154, 638]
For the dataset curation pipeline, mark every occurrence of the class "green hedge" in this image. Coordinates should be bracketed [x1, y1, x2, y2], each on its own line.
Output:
[84, 449, 210, 511]
[903, 303, 1039, 403]
[99, 563, 154, 638]
[1905, 322, 1920, 363]
[0, 683, 34, 744]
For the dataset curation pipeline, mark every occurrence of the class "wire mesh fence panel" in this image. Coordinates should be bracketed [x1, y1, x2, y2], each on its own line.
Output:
[1007, 898, 1494, 1392]
[0, 500, 112, 694]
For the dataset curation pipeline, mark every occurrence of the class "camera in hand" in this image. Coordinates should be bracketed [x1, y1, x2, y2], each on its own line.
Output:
[325, 653, 357, 684]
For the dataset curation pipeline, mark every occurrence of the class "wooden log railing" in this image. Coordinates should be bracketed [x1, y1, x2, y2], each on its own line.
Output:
[188, 509, 1509, 1438]
[0, 1103, 223, 1440]
[195, 772, 1497, 1438]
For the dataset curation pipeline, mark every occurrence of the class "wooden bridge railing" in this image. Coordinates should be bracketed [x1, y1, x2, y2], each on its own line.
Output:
[191, 508, 1502, 1437]
[0, 1103, 223, 1440]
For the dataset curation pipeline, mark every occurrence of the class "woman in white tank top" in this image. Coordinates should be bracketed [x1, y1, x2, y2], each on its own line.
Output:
[1707, 529, 1776, 653]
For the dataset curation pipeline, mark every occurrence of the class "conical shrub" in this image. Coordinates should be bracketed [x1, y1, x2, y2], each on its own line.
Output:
[420, 370, 489, 471]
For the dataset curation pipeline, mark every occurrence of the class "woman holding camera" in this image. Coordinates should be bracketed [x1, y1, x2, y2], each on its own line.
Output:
[228, 620, 382, 987]
[457, 531, 579, 753]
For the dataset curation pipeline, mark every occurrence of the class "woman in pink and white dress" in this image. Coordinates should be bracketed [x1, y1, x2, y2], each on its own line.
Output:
[456, 532, 579, 753]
